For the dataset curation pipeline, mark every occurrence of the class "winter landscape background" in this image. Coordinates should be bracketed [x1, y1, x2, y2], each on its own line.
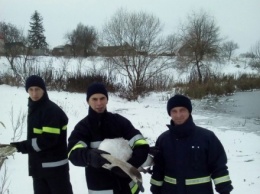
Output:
[1, 0, 260, 193]
[0, 56, 259, 194]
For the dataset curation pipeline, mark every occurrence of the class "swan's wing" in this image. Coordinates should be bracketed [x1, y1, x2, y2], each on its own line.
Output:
[0, 144, 17, 157]
[101, 153, 144, 192]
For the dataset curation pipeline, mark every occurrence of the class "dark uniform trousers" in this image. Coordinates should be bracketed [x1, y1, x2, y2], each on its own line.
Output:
[33, 172, 73, 194]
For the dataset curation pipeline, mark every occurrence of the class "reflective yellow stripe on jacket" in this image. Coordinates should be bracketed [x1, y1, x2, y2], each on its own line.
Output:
[129, 134, 148, 149]
[185, 176, 211, 185]
[33, 125, 67, 134]
[68, 141, 87, 157]
[213, 175, 231, 185]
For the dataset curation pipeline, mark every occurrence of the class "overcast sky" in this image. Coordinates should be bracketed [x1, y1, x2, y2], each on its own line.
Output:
[1, 0, 260, 54]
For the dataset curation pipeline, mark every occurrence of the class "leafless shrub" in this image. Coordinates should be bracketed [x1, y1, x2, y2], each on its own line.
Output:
[10, 106, 26, 141]
[0, 122, 5, 129]
[0, 164, 10, 194]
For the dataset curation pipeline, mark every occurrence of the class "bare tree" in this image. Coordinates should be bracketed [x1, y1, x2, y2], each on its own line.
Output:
[165, 34, 180, 55]
[0, 21, 36, 85]
[251, 40, 260, 58]
[221, 40, 239, 60]
[0, 22, 26, 68]
[249, 40, 260, 72]
[65, 23, 98, 57]
[0, 22, 24, 43]
[102, 8, 173, 100]
[177, 10, 222, 83]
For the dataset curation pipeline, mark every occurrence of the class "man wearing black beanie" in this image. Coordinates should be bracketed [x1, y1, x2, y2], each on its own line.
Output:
[150, 94, 233, 194]
[10, 75, 73, 194]
[68, 82, 149, 194]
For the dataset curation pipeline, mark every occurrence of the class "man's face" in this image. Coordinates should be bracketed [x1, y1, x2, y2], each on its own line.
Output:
[170, 106, 190, 125]
[88, 93, 108, 113]
[28, 86, 44, 101]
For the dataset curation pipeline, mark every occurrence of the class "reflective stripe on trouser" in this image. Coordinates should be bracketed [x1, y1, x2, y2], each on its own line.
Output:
[88, 190, 113, 194]
[88, 181, 138, 194]
[42, 159, 68, 168]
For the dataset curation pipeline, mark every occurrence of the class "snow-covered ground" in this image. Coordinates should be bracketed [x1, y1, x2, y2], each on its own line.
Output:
[0, 57, 259, 193]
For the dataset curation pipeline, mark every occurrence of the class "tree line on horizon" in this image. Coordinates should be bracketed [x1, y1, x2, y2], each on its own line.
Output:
[0, 8, 259, 100]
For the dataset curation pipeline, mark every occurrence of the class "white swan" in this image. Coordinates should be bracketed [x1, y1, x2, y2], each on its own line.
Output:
[98, 138, 153, 192]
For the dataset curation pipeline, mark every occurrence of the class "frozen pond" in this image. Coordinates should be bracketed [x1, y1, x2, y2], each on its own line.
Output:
[193, 90, 260, 135]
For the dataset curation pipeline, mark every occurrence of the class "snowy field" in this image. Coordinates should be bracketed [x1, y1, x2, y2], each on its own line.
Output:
[0, 57, 260, 193]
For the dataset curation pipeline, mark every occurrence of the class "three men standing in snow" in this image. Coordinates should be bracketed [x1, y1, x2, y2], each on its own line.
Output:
[10, 75, 233, 194]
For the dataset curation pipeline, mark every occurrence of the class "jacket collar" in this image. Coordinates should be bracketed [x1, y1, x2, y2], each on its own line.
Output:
[167, 115, 196, 139]
[28, 92, 49, 110]
[88, 106, 107, 127]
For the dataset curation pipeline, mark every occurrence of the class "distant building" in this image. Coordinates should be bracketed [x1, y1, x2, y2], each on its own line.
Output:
[159, 52, 176, 57]
[97, 43, 137, 57]
[52, 44, 73, 56]
[30, 48, 49, 56]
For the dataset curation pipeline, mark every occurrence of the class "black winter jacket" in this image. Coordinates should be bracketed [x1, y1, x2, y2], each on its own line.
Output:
[15, 93, 70, 178]
[68, 107, 149, 194]
[150, 116, 233, 194]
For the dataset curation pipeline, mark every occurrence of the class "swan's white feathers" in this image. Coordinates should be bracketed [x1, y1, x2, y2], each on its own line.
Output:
[98, 137, 132, 161]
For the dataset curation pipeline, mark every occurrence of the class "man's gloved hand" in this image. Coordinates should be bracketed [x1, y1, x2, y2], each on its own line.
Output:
[111, 166, 129, 178]
[86, 149, 111, 168]
[149, 146, 160, 157]
[10, 142, 26, 153]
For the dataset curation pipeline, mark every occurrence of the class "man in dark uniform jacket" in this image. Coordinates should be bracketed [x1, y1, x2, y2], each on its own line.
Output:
[68, 82, 149, 194]
[11, 75, 73, 194]
[150, 94, 233, 194]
